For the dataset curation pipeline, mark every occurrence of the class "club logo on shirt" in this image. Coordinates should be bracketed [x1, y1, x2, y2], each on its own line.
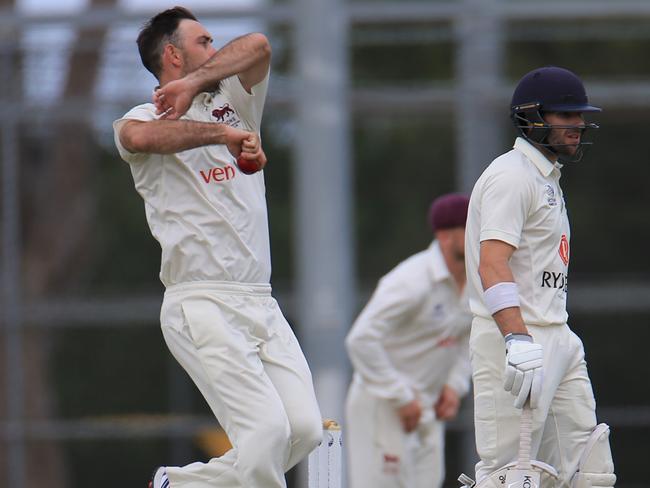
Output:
[558, 234, 570, 266]
[212, 103, 234, 121]
[211, 103, 241, 127]
[432, 303, 445, 319]
[544, 184, 557, 207]
[200, 165, 236, 183]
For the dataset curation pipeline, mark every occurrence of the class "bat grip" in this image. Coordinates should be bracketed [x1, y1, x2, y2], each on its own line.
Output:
[517, 402, 533, 470]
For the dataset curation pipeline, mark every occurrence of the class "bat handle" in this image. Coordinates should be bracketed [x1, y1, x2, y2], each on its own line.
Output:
[517, 402, 533, 470]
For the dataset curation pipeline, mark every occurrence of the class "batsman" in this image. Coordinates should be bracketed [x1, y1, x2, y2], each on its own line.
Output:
[463, 66, 616, 488]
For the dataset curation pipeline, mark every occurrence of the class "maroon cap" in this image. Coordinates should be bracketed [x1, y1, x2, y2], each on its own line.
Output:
[428, 193, 470, 232]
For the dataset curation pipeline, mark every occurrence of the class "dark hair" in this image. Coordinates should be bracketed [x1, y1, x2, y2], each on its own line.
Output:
[137, 6, 198, 80]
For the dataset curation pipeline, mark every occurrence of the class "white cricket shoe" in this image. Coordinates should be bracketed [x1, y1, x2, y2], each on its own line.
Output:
[148, 466, 169, 488]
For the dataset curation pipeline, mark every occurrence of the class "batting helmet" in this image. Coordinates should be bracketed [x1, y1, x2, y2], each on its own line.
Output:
[510, 66, 601, 162]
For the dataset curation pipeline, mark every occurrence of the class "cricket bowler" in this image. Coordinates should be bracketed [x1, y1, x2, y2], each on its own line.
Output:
[113, 7, 322, 488]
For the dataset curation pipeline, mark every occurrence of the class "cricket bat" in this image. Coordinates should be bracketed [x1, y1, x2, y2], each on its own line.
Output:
[504, 403, 540, 488]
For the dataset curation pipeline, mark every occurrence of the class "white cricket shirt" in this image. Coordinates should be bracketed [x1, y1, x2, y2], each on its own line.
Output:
[113, 73, 271, 287]
[345, 240, 472, 409]
[465, 137, 571, 326]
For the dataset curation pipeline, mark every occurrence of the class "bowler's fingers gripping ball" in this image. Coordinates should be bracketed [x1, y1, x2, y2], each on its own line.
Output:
[236, 135, 266, 174]
[236, 155, 264, 174]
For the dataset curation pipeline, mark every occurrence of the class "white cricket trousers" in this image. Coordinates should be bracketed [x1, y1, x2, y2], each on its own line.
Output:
[160, 281, 322, 488]
[470, 316, 606, 487]
[345, 381, 445, 488]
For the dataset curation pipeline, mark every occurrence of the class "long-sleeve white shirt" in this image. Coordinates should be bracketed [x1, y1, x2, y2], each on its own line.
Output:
[345, 240, 472, 412]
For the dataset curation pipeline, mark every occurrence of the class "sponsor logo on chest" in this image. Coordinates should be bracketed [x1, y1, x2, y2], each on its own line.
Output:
[541, 271, 568, 292]
[199, 165, 236, 183]
[539, 233, 570, 293]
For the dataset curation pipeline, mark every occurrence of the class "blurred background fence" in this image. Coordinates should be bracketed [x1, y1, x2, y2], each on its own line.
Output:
[2, 1, 650, 487]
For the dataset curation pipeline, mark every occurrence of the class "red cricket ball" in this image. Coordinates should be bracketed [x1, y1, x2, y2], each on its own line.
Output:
[236, 155, 262, 175]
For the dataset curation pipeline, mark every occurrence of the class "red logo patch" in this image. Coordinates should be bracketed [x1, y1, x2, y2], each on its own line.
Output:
[436, 337, 458, 348]
[558, 234, 570, 266]
[212, 104, 235, 121]
[383, 454, 400, 475]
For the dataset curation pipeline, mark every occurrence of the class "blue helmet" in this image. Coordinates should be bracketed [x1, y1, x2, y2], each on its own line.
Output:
[510, 66, 601, 162]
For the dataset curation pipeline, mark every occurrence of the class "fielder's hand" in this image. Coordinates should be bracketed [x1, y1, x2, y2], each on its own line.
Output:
[398, 397, 422, 433]
[434, 385, 460, 421]
[504, 333, 543, 409]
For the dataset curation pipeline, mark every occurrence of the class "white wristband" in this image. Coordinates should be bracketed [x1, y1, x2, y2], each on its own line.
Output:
[484, 282, 520, 315]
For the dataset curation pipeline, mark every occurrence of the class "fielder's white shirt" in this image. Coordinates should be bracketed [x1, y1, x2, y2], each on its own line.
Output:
[345, 240, 472, 411]
[465, 137, 571, 326]
[113, 73, 270, 287]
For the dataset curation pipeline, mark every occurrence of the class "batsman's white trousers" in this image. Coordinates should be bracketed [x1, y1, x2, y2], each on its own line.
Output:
[470, 316, 607, 487]
[345, 381, 445, 488]
[160, 281, 322, 488]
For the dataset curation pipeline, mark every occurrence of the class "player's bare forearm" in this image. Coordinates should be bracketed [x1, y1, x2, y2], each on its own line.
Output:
[119, 120, 231, 154]
[479, 239, 528, 336]
[492, 308, 528, 337]
[189, 33, 271, 94]
[154, 34, 270, 119]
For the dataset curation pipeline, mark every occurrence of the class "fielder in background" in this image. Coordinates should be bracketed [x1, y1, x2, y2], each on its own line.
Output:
[113, 7, 322, 488]
[345, 193, 473, 488]
[464, 66, 616, 487]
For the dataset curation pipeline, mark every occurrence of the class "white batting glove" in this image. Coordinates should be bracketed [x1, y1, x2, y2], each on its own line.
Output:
[504, 333, 543, 409]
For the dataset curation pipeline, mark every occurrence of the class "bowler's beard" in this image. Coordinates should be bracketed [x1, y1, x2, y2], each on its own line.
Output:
[181, 56, 221, 92]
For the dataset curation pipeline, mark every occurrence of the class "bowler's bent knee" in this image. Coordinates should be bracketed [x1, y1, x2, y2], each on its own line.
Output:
[286, 410, 322, 470]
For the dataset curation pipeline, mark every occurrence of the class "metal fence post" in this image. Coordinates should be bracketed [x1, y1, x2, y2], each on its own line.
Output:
[1, 41, 26, 488]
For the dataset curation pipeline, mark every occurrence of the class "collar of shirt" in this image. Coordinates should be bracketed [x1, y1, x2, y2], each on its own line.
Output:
[428, 239, 451, 284]
[513, 137, 563, 177]
[194, 92, 215, 108]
